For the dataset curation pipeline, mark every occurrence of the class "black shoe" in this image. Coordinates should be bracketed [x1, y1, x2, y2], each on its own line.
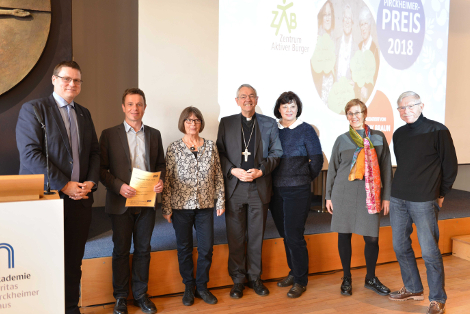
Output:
[341, 276, 352, 296]
[287, 283, 306, 298]
[277, 275, 295, 287]
[365, 276, 391, 296]
[113, 298, 128, 314]
[134, 295, 157, 314]
[230, 283, 245, 299]
[248, 279, 269, 296]
[182, 284, 195, 306]
[195, 289, 218, 304]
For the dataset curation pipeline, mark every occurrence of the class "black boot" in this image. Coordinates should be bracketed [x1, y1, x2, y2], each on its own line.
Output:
[364, 276, 391, 296]
[247, 279, 269, 296]
[182, 284, 195, 306]
[230, 283, 245, 299]
[341, 276, 352, 296]
[195, 289, 218, 304]
[113, 298, 128, 314]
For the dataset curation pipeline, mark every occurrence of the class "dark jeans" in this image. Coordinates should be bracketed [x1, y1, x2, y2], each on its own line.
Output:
[64, 198, 92, 314]
[109, 207, 156, 300]
[172, 208, 214, 291]
[390, 196, 446, 303]
[270, 184, 311, 286]
[225, 182, 269, 283]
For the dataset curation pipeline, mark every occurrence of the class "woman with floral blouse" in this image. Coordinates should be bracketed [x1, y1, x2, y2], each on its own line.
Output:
[162, 106, 225, 307]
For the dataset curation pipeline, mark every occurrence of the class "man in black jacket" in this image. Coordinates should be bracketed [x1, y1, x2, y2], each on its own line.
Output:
[388, 91, 458, 314]
[216, 84, 282, 299]
[100, 88, 165, 314]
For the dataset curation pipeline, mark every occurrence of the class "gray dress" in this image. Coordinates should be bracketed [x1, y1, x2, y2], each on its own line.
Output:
[325, 129, 392, 237]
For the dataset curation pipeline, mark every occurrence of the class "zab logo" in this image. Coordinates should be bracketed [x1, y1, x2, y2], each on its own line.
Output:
[271, 0, 297, 36]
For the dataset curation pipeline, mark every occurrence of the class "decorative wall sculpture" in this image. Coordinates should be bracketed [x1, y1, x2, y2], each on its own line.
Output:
[0, 0, 51, 95]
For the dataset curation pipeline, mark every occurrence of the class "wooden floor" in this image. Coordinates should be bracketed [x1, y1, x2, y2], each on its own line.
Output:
[81, 255, 470, 314]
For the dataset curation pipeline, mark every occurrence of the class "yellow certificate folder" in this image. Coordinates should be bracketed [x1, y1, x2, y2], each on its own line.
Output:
[125, 168, 161, 207]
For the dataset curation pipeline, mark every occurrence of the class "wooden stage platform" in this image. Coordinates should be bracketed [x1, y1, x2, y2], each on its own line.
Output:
[80, 217, 470, 309]
[81, 255, 470, 314]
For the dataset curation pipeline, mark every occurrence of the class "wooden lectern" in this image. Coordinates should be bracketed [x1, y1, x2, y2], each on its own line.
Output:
[0, 174, 58, 202]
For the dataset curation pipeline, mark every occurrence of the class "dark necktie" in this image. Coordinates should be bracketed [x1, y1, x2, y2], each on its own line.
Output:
[66, 105, 80, 182]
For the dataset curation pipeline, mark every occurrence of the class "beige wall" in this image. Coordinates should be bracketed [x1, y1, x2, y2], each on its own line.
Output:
[453, 165, 470, 192]
[138, 0, 219, 151]
[72, 1, 138, 206]
[446, 0, 470, 164]
[441, 0, 470, 191]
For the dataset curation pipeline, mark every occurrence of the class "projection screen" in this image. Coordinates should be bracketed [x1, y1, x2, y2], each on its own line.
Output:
[139, 0, 460, 166]
[218, 0, 450, 165]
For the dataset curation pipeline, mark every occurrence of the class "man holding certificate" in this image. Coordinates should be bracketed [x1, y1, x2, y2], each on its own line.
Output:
[100, 88, 165, 314]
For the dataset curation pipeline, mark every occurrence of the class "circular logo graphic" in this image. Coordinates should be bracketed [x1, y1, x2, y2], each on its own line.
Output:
[310, 0, 380, 114]
[376, 0, 425, 70]
[0, 0, 51, 96]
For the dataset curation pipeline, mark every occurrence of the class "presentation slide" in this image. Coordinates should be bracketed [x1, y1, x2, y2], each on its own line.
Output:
[218, 0, 450, 164]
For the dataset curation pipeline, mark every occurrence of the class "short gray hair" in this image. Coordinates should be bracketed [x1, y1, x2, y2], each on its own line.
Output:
[236, 84, 257, 98]
[359, 7, 371, 26]
[397, 91, 421, 106]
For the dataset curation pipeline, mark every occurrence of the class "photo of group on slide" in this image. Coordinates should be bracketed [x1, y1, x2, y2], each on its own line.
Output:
[311, 0, 380, 114]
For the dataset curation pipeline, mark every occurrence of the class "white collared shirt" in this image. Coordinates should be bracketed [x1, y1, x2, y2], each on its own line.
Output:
[277, 119, 303, 129]
[123, 121, 147, 171]
[53, 92, 80, 147]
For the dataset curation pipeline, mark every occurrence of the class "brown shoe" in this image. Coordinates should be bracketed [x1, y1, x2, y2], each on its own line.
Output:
[389, 286, 424, 301]
[277, 275, 294, 287]
[287, 283, 306, 298]
[427, 301, 445, 314]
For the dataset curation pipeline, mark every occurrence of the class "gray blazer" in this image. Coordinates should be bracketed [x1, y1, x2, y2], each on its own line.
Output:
[99, 123, 166, 214]
[216, 113, 283, 204]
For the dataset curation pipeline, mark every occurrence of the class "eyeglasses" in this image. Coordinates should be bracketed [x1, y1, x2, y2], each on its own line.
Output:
[238, 95, 257, 101]
[397, 103, 421, 112]
[55, 75, 83, 85]
[346, 111, 363, 118]
[185, 119, 202, 124]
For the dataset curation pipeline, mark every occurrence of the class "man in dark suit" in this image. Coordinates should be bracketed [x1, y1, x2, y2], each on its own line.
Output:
[216, 84, 282, 299]
[16, 61, 100, 314]
[100, 88, 165, 314]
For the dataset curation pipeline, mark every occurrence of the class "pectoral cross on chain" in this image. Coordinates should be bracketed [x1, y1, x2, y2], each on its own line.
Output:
[242, 148, 251, 162]
[241, 119, 255, 163]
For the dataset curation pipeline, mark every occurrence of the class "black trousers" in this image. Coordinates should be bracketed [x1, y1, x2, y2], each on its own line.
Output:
[109, 207, 156, 300]
[172, 209, 214, 291]
[270, 184, 311, 286]
[225, 182, 269, 283]
[64, 197, 92, 314]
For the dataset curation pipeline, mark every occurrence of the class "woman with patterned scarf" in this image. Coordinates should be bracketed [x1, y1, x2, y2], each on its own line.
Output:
[325, 99, 392, 297]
